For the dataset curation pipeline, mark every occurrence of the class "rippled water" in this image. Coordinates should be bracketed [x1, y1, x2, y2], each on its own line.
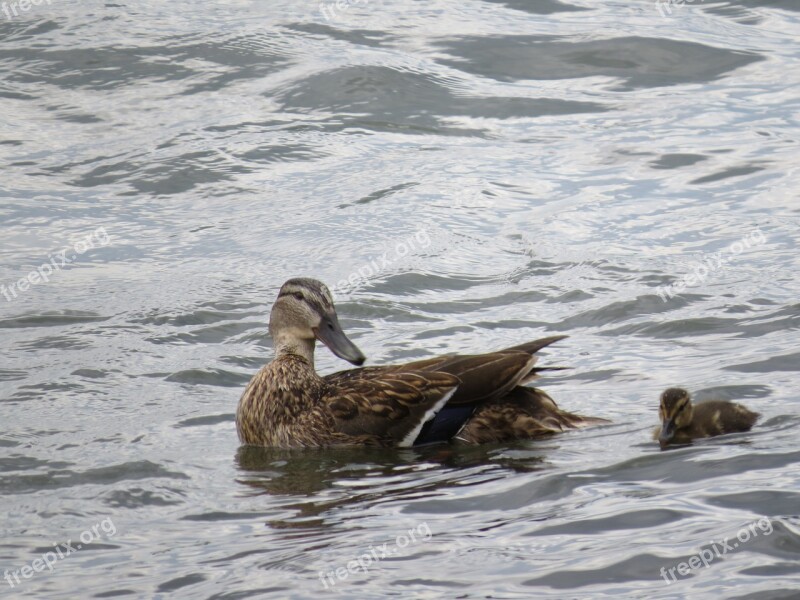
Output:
[2, 0, 800, 598]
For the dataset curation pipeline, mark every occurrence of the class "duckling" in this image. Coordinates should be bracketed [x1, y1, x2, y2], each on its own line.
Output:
[655, 387, 759, 448]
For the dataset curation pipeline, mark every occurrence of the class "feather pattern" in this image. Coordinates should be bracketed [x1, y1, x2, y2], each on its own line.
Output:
[235, 278, 608, 448]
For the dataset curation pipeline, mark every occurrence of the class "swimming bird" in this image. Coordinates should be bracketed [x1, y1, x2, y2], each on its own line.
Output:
[236, 277, 607, 448]
[655, 387, 759, 448]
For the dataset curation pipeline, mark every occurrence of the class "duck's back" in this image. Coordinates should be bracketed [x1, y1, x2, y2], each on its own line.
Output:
[691, 400, 759, 438]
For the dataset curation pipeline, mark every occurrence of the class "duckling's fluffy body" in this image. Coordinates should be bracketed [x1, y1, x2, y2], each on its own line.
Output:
[655, 388, 759, 447]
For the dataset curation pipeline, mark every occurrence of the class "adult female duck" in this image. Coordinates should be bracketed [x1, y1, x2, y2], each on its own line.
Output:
[236, 278, 606, 448]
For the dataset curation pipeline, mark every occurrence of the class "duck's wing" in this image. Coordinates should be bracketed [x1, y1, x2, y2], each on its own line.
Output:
[323, 368, 459, 447]
[408, 335, 569, 404]
[324, 336, 569, 446]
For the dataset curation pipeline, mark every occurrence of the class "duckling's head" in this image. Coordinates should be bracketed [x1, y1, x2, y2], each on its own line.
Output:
[658, 387, 694, 446]
[269, 278, 365, 366]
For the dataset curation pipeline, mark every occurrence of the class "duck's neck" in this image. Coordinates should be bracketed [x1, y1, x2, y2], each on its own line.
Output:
[273, 334, 316, 367]
[236, 334, 321, 446]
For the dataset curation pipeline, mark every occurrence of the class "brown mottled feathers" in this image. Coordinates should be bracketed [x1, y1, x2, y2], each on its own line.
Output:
[457, 386, 609, 444]
[350, 335, 569, 405]
[238, 279, 607, 448]
[325, 370, 459, 440]
[237, 334, 606, 448]
[237, 355, 457, 447]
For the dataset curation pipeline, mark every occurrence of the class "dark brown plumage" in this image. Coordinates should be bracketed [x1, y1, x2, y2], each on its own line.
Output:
[655, 387, 759, 448]
[236, 278, 608, 448]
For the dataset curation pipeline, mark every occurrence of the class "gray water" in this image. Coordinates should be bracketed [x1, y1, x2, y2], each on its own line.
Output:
[2, 0, 800, 598]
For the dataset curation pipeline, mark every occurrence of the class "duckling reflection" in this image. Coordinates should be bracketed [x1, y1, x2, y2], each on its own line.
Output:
[656, 388, 759, 448]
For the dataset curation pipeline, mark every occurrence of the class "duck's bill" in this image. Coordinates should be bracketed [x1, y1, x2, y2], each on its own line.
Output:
[658, 419, 676, 445]
[314, 314, 366, 366]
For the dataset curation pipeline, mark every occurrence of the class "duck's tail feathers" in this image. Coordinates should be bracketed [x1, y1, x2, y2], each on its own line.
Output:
[502, 335, 568, 356]
[519, 365, 571, 384]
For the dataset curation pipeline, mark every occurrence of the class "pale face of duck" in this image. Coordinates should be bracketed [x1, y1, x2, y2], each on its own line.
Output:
[269, 278, 366, 366]
[658, 387, 694, 445]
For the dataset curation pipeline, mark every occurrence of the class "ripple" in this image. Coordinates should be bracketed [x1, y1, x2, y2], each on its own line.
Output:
[276, 65, 609, 136]
[1, 1, 798, 598]
[436, 36, 763, 89]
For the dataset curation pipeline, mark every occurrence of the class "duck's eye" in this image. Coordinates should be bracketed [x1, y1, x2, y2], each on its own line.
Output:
[292, 292, 304, 301]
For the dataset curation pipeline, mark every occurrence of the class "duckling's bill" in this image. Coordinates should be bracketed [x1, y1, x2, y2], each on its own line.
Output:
[658, 418, 677, 446]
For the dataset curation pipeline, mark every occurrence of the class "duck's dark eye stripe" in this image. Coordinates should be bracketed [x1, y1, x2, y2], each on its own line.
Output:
[278, 289, 312, 303]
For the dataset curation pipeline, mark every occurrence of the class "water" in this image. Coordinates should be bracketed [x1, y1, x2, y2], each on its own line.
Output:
[1, 0, 799, 598]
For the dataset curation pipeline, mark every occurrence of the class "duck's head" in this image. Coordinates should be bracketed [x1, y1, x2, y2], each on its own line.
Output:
[658, 387, 694, 446]
[269, 278, 365, 366]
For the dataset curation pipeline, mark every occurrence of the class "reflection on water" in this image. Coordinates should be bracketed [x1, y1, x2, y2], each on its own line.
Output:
[235, 443, 547, 501]
[1, 0, 800, 597]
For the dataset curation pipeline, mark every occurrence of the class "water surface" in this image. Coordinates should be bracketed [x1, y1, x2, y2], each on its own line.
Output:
[1, 0, 799, 598]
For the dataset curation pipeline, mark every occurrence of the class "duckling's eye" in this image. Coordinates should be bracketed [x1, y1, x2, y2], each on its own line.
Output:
[292, 292, 304, 301]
